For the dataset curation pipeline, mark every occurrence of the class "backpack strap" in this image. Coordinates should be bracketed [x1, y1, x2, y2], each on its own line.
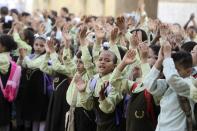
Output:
[178, 95, 193, 131]
[0, 61, 17, 89]
[0, 61, 21, 102]
[144, 89, 157, 128]
[130, 82, 138, 93]
[43, 73, 53, 95]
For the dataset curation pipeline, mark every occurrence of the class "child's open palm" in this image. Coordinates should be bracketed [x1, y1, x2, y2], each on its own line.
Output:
[163, 41, 172, 58]
[110, 27, 119, 44]
[138, 42, 149, 62]
[122, 49, 136, 65]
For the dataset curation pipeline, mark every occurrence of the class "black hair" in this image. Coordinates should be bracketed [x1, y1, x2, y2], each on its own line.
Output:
[149, 44, 160, 56]
[65, 17, 71, 22]
[21, 12, 30, 17]
[61, 7, 69, 14]
[173, 23, 182, 29]
[0, 6, 8, 16]
[51, 10, 57, 17]
[0, 7, 12, 29]
[2, 28, 11, 34]
[130, 29, 148, 42]
[117, 46, 126, 60]
[171, 51, 193, 69]
[181, 41, 197, 52]
[10, 9, 19, 15]
[0, 35, 17, 52]
[23, 28, 35, 47]
[100, 48, 118, 64]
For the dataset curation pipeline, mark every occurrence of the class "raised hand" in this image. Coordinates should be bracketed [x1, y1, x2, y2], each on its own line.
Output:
[190, 13, 195, 21]
[13, 22, 23, 33]
[159, 23, 170, 38]
[122, 49, 136, 65]
[74, 74, 86, 92]
[116, 16, 127, 33]
[110, 27, 119, 44]
[79, 25, 88, 46]
[138, 42, 149, 63]
[162, 40, 172, 58]
[38, 23, 46, 34]
[99, 81, 109, 100]
[62, 30, 72, 49]
[45, 39, 55, 54]
[19, 48, 27, 59]
[95, 24, 105, 43]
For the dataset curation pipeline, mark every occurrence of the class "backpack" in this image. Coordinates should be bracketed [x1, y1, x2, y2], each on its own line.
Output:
[0, 61, 21, 102]
[126, 82, 158, 131]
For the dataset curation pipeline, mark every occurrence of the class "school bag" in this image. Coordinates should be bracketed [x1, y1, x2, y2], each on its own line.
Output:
[126, 82, 159, 131]
[0, 61, 21, 102]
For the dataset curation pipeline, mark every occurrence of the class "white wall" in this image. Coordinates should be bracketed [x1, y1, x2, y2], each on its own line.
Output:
[158, 1, 197, 26]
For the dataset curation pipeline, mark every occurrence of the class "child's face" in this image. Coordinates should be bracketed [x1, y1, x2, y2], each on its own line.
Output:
[147, 48, 157, 67]
[191, 45, 197, 66]
[33, 39, 45, 54]
[76, 58, 85, 73]
[97, 51, 116, 76]
[176, 65, 192, 78]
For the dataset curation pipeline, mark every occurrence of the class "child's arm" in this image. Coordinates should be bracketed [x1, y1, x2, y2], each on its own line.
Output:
[98, 83, 123, 113]
[81, 45, 96, 77]
[162, 42, 192, 97]
[50, 51, 75, 77]
[143, 46, 168, 97]
[109, 27, 121, 63]
[110, 49, 137, 93]
[62, 29, 76, 74]
[184, 13, 193, 30]
[93, 25, 105, 63]
[76, 74, 94, 110]
[13, 23, 32, 55]
[79, 26, 96, 77]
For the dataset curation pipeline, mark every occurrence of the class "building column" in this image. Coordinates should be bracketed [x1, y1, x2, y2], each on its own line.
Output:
[85, 0, 104, 16]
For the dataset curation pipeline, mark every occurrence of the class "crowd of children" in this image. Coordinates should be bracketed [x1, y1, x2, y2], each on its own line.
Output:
[0, 2, 197, 131]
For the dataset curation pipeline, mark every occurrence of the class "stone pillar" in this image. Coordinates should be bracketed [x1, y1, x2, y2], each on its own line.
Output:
[104, 0, 116, 16]
[85, 0, 104, 16]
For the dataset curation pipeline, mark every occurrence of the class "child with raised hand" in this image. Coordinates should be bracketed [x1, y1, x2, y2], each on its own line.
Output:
[66, 25, 96, 131]
[125, 42, 160, 131]
[16, 36, 49, 131]
[40, 36, 73, 131]
[11, 22, 32, 59]
[75, 46, 123, 131]
[0, 35, 21, 131]
[144, 41, 197, 131]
